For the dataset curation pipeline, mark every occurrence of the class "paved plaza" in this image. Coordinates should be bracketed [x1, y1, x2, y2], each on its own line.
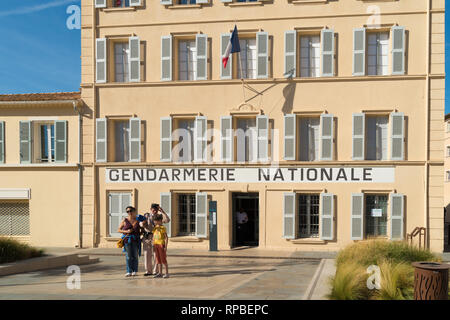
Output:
[0, 253, 320, 300]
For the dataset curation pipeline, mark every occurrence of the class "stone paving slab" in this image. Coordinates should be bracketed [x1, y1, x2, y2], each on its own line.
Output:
[0, 255, 320, 300]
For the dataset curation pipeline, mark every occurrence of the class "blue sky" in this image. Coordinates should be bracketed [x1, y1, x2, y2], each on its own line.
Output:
[0, 1, 449, 114]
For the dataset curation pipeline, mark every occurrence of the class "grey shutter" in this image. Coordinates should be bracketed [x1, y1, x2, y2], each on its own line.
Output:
[197, 0, 209, 4]
[95, 0, 107, 8]
[96, 38, 107, 83]
[353, 28, 366, 76]
[160, 117, 172, 162]
[0, 121, 4, 164]
[160, 192, 172, 237]
[257, 115, 269, 162]
[161, 35, 172, 81]
[109, 193, 122, 237]
[352, 113, 365, 160]
[320, 114, 333, 161]
[221, 33, 232, 79]
[96, 118, 107, 163]
[321, 29, 334, 77]
[390, 112, 404, 160]
[320, 193, 334, 240]
[160, 0, 173, 5]
[220, 116, 233, 162]
[129, 37, 140, 82]
[129, 118, 141, 162]
[195, 192, 208, 238]
[130, 0, 142, 6]
[19, 121, 32, 164]
[284, 30, 296, 78]
[283, 193, 296, 239]
[284, 114, 296, 160]
[196, 34, 208, 80]
[54, 120, 67, 163]
[351, 193, 364, 240]
[391, 26, 405, 75]
[256, 32, 269, 79]
[194, 116, 207, 162]
[390, 193, 404, 240]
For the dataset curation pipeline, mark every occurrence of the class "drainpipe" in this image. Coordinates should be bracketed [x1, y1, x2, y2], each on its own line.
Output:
[74, 100, 83, 248]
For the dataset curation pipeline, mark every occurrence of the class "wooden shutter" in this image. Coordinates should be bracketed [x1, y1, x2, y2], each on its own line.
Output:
[19, 121, 32, 164]
[353, 28, 366, 76]
[160, 117, 172, 162]
[221, 33, 232, 79]
[390, 193, 404, 240]
[195, 192, 208, 238]
[95, 0, 107, 8]
[194, 116, 207, 162]
[0, 121, 4, 164]
[284, 30, 296, 78]
[257, 115, 269, 162]
[109, 193, 122, 237]
[160, 192, 172, 237]
[283, 193, 296, 239]
[130, 0, 142, 6]
[352, 113, 365, 160]
[54, 120, 67, 163]
[96, 118, 107, 163]
[220, 116, 233, 162]
[351, 193, 364, 240]
[391, 26, 406, 75]
[161, 35, 172, 81]
[320, 193, 334, 240]
[96, 38, 107, 83]
[320, 114, 334, 161]
[129, 37, 140, 82]
[390, 112, 404, 160]
[196, 34, 208, 80]
[256, 32, 269, 79]
[284, 114, 296, 160]
[160, 0, 173, 5]
[321, 29, 334, 77]
[129, 118, 141, 162]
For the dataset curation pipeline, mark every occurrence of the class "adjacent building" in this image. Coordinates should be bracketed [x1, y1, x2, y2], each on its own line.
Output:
[0, 92, 83, 247]
[445, 113, 450, 251]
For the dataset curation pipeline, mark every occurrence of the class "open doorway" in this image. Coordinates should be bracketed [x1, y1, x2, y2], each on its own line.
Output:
[232, 192, 259, 248]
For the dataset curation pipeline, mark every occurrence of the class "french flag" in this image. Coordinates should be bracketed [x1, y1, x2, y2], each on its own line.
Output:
[222, 25, 240, 69]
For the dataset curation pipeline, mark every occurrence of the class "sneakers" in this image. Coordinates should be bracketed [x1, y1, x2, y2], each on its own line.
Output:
[163, 274, 169, 279]
[144, 272, 151, 277]
[153, 273, 162, 278]
[125, 273, 131, 277]
[131, 272, 137, 276]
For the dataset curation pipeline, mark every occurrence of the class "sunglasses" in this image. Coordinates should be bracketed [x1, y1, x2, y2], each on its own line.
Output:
[126, 210, 134, 213]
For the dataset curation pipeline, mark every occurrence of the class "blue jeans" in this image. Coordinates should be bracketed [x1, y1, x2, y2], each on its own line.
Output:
[124, 240, 139, 273]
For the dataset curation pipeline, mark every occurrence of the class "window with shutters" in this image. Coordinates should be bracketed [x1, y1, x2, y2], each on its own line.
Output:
[366, 116, 388, 160]
[114, 0, 130, 7]
[299, 117, 320, 161]
[178, 0, 197, 3]
[0, 201, 30, 236]
[177, 193, 196, 236]
[34, 122, 55, 163]
[365, 194, 388, 238]
[95, 0, 143, 8]
[109, 120, 130, 162]
[178, 40, 197, 81]
[300, 35, 321, 78]
[367, 32, 389, 76]
[108, 192, 132, 237]
[237, 38, 257, 79]
[235, 117, 257, 162]
[114, 42, 130, 82]
[298, 194, 320, 238]
[173, 118, 195, 162]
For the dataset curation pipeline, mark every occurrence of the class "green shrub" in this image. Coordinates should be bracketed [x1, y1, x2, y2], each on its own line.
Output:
[328, 262, 370, 300]
[331, 240, 440, 300]
[0, 237, 44, 264]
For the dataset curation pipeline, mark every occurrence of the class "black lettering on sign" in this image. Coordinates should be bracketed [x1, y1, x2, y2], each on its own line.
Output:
[307, 169, 317, 181]
[133, 169, 144, 182]
[160, 169, 169, 181]
[274, 169, 284, 181]
[321, 168, 332, 181]
[351, 168, 360, 181]
[184, 169, 195, 181]
[122, 169, 131, 182]
[146, 169, 156, 181]
[109, 169, 120, 182]
[227, 168, 235, 181]
[209, 168, 218, 181]
[259, 168, 270, 181]
[336, 168, 347, 181]
[172, 169, 181, 181]
[288, 168, 297, 181]
[363, 168, 373, 181]
[198, 168, 206, 181]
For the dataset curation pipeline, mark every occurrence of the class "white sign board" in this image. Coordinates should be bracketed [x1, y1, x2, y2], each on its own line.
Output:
[371, 209, 383, 217]
[106, 167, 395, 184]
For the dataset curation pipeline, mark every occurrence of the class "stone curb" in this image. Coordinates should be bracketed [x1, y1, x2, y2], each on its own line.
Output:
[0, 254, 99, 277]
[303, 259, 336, 300]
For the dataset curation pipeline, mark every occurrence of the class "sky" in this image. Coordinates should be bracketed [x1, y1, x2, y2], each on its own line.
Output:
[0, 0, 449, 114]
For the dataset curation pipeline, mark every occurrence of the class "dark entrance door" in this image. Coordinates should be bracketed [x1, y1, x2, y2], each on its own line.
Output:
[232, 192, 259, 247]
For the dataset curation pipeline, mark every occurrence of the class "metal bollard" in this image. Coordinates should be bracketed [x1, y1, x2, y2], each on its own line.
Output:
[412, 262, 450, 300]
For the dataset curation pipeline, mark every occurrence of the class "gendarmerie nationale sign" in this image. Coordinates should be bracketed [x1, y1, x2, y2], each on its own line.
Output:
[106, 167, 395, 183]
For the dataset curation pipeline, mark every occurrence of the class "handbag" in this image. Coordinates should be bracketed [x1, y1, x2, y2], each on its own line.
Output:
[117, 237, 124, 248]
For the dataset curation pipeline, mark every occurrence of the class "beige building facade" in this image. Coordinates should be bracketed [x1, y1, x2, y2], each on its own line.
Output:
[445, 113, 450, 251]
[73, 0, 446, 253]
[0, 92, 83, 247]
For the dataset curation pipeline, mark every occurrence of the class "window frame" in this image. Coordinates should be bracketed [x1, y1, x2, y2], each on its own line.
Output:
[176, 193, 197, 236]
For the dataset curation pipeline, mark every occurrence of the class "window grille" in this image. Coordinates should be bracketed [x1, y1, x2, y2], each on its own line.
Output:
[0, 202, 30, 236]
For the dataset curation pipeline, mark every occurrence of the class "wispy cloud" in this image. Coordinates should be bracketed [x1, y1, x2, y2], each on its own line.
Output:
[0, 0, 79, 18]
